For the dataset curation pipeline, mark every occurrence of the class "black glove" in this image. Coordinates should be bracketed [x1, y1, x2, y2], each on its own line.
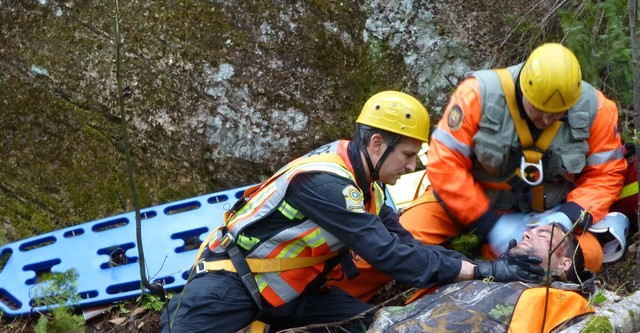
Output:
[499, 239, 518, 258]
[474, 255, 544, 283]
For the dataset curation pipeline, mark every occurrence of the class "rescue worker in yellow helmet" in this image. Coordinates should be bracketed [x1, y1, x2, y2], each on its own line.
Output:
[160, 91, 544, 333]
[336, 43, 628, 303]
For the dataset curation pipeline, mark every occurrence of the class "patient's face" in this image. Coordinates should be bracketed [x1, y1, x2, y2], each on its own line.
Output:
[509, 224, 567, 271]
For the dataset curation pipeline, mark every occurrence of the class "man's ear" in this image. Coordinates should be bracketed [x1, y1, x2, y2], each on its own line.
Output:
[559, 257, 573, 273]
[369, 133, 384, 153]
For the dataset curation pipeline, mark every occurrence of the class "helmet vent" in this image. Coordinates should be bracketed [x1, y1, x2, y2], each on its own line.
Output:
[405, 113, 412, 119]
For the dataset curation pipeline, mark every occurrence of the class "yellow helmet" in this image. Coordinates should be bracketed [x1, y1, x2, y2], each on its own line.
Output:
[356, 91, 430, 142]
[519, 43, 582, 113]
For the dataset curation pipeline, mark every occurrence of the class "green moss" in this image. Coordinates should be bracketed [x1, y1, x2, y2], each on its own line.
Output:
[582, 316, 613, 333]
[0, 0, 408, 245]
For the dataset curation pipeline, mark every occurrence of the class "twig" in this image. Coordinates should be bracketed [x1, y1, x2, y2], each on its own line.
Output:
[273, 288, 418, 333]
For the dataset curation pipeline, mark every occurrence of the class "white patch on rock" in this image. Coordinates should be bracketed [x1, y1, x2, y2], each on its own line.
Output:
[364, 0, 472, 116]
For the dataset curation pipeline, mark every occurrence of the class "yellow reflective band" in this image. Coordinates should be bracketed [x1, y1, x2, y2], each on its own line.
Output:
[256, 276, 268, 292]
[278, 200, 304, 220]
[237, 234, 261, 250]
[302, 228, 325, 249]
[620, 181, 638, 199]
[277, 228, 325, 259]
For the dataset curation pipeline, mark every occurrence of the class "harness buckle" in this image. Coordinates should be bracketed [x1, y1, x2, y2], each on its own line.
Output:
[519, 156, 544, 186]
[219, 232, 235, 250]
[211, 228, 235, 254]
[195, 260, 207, 274]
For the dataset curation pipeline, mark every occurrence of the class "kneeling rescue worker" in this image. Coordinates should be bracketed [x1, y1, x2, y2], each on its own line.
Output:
[160, 91, 545, 333]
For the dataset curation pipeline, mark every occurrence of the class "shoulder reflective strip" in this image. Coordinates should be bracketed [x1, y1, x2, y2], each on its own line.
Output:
[432, 127, 474, 158]
[227, 186, 280, 230]
[229, 153, 350, 229]
[620, 181, 638, 199]
[372, 182, 385, 215]
[202, 253, 337, 273]
[287, 162, 354, 181]
[586, 147, 624, 166]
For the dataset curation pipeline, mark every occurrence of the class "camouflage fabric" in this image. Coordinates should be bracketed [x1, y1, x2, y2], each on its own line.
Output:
[367, 280, 530, 333]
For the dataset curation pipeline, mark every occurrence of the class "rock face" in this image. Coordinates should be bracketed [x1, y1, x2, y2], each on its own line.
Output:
[0, 0, 558, 241]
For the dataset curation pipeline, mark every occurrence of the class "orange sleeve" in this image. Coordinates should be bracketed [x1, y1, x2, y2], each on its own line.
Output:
[427, 78, 491, 225]
[567, 91, 627, 222]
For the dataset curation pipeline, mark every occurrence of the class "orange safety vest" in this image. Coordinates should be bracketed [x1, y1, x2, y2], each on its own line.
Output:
[203, 140, 385, 307]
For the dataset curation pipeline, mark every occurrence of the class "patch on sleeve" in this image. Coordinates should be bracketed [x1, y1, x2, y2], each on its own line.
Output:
[447, 105, 464, 131]
[343, 185, 365, 213]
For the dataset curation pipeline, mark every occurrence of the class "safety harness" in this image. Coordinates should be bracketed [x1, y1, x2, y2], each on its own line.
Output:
[495, 68, 562, 212]
[188, 151, 365, 326]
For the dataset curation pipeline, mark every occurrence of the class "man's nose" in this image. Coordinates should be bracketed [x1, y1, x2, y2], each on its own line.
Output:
[406, 159, 416, 172]
[541, 113, 556, 126]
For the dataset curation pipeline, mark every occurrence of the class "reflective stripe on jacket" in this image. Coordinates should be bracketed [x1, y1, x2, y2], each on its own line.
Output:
[428, 65, 626, 226]
[208, 140, 385, 307]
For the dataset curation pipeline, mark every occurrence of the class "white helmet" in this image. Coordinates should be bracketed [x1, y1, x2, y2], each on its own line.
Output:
[588, 212, 630, 263]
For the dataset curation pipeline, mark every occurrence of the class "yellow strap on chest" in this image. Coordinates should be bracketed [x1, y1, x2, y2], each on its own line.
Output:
[495, 69, 562, 211]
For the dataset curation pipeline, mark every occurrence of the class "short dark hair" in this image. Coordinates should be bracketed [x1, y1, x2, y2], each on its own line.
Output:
[552, 222, 585, 283]
[354, 124, 399, 149]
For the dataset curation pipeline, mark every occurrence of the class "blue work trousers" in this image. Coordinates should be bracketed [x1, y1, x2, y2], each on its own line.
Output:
[160, 271, 373, 333]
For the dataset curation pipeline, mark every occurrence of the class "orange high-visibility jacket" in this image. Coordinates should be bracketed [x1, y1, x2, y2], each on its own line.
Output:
[428, 66, 626, 228]
[205, 140, 385, 307]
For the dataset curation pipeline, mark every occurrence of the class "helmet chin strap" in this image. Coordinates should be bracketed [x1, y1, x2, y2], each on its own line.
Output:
[359, 136, 399, 181]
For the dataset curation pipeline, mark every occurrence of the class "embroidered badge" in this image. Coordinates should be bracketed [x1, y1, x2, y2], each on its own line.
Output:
[447, 105, 464, 131]
[343, 185, 365, 213]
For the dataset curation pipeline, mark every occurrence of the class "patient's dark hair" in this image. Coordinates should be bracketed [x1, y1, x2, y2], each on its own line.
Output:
[552, 222, 585, 283]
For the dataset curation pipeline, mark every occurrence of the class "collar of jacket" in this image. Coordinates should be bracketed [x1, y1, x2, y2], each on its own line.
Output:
[347, 140, 373, 204]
